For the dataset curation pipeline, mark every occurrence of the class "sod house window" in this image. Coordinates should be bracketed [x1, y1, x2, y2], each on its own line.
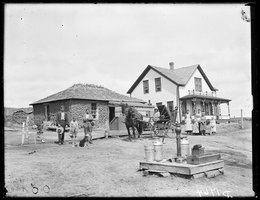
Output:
[143, 80, 149, 94]
[155, 77, 161, 92]
[91, 103, 97, 119]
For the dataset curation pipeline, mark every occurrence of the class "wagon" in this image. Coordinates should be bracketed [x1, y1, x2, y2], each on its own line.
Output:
[145, 105, 177, 142]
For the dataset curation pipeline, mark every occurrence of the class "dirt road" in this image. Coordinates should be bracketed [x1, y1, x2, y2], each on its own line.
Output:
[4, 121, 254, 197]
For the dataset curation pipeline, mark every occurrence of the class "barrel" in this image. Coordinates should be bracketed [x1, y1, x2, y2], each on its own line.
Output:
[181, 137, 190, 158]
[144, 146, 154, 162]
[153, 142, 163, 162]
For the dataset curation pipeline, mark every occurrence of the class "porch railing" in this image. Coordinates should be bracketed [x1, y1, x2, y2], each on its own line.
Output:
[188, 90, 216, 97]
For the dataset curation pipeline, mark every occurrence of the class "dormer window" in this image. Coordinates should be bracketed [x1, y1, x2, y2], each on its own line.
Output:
[194, 77, 202, 92]
[155, 78, 161, 92]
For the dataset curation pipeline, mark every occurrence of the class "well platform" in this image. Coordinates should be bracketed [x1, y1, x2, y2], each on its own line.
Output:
[139, 159, 224, 178]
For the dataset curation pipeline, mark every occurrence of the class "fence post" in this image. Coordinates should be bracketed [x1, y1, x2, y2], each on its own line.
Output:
[241, 109, 244, 129]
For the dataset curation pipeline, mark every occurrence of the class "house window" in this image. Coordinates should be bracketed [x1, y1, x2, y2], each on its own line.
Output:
[167, 101, 174, 112]
[194, 77, 202, 92]
[155, 78, 161, 92]
[143, 80, 149, 94]
[91, 103, 97, 119]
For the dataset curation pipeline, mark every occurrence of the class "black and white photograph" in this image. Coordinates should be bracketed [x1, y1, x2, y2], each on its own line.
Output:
[4, 3, 254, 197]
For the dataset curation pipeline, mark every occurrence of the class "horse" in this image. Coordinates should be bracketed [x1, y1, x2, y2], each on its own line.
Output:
[122, 104, 144, 141]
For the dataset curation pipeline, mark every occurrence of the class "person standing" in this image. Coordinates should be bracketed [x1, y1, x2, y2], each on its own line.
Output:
[36, 121, 45, 143]
[184, 110, 192, 135]
[56, 106, 68, 145]
[210, 117, 217, 135]
[200, 112, 207, 136]
[83, 109, 94, 144]
[196, 109, 202, 133]
[192, 118, 199, 135]
[70, 117, 79, 147]
[56, 124, 64, 145]
[151, 107, 160, 130]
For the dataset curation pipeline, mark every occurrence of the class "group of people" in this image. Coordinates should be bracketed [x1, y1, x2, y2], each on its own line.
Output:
[184, 109, 216, 135]
[56, 106, 94, 146]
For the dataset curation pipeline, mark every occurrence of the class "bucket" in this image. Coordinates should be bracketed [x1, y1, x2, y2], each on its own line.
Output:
[181, 137, 190, 158]
[153, 142, 163, 162]
[144, 146, 154, 162]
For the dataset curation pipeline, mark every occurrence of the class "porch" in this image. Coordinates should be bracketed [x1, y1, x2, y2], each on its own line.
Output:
[179, 90, 231, 120]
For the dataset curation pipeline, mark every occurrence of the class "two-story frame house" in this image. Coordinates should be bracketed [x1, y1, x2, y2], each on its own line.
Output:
[127, 62, 231, 122]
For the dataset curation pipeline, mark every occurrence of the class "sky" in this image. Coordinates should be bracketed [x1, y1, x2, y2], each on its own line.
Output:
[4, 3, 252, 117]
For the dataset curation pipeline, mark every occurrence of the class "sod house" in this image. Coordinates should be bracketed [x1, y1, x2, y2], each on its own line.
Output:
[30, 84, 153, 129]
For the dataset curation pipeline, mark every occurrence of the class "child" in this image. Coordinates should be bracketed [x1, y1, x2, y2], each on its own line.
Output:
[56, 124, 64, 145]
[36, 121, 45, 143]
[192, 118, 199, 135]
[184, 110, 192, 135]
[70, 117, 79, 147]
[210, 117, 217, 135]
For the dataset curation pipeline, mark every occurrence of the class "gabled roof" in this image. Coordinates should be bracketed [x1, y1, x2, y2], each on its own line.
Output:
[30, 84, 145, 105]
[127, 64, 217, 94]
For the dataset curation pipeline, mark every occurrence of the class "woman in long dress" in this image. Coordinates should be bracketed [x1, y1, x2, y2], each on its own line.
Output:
[192, 118, 199, 135]
[184, 110, 192, 135]
[210, 117, 217, 135]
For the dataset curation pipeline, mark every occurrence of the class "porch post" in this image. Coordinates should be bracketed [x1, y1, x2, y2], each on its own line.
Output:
[227, 102, 230, 118]
[202, 99, 205, 113]
[192, 98, 196, 116]
[211, 101, 214, 116]
[217, 102, 221, 119]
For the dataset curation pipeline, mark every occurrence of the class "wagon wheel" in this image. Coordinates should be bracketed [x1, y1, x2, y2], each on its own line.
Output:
[153, 127, 160, 137]
[163, 121, 175, 138]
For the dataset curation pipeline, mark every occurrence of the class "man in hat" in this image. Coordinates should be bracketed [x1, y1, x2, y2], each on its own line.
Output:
[56, 106, 68, 144]
[83, 109, 94, 144]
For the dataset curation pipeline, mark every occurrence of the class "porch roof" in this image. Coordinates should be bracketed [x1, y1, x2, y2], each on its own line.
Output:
[180, 94, 231, 103]
[109, 100, 154, 108]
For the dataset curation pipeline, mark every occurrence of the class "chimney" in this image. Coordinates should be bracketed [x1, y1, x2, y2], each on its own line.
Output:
[169, 62, 174, 70]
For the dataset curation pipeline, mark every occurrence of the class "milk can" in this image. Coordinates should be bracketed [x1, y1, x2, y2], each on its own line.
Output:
[181, 136, 190, 158]
[144, 146, 154, 162]
[153, 141, 163, 162]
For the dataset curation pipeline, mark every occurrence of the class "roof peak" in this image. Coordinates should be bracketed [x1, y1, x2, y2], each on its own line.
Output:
[31, 83, 145, 105]
[150, 64, 199, 71]
[70, 83, 105, 89]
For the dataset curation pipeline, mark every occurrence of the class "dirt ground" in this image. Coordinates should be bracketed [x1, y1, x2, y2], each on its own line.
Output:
[4, 121, 254, 197]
